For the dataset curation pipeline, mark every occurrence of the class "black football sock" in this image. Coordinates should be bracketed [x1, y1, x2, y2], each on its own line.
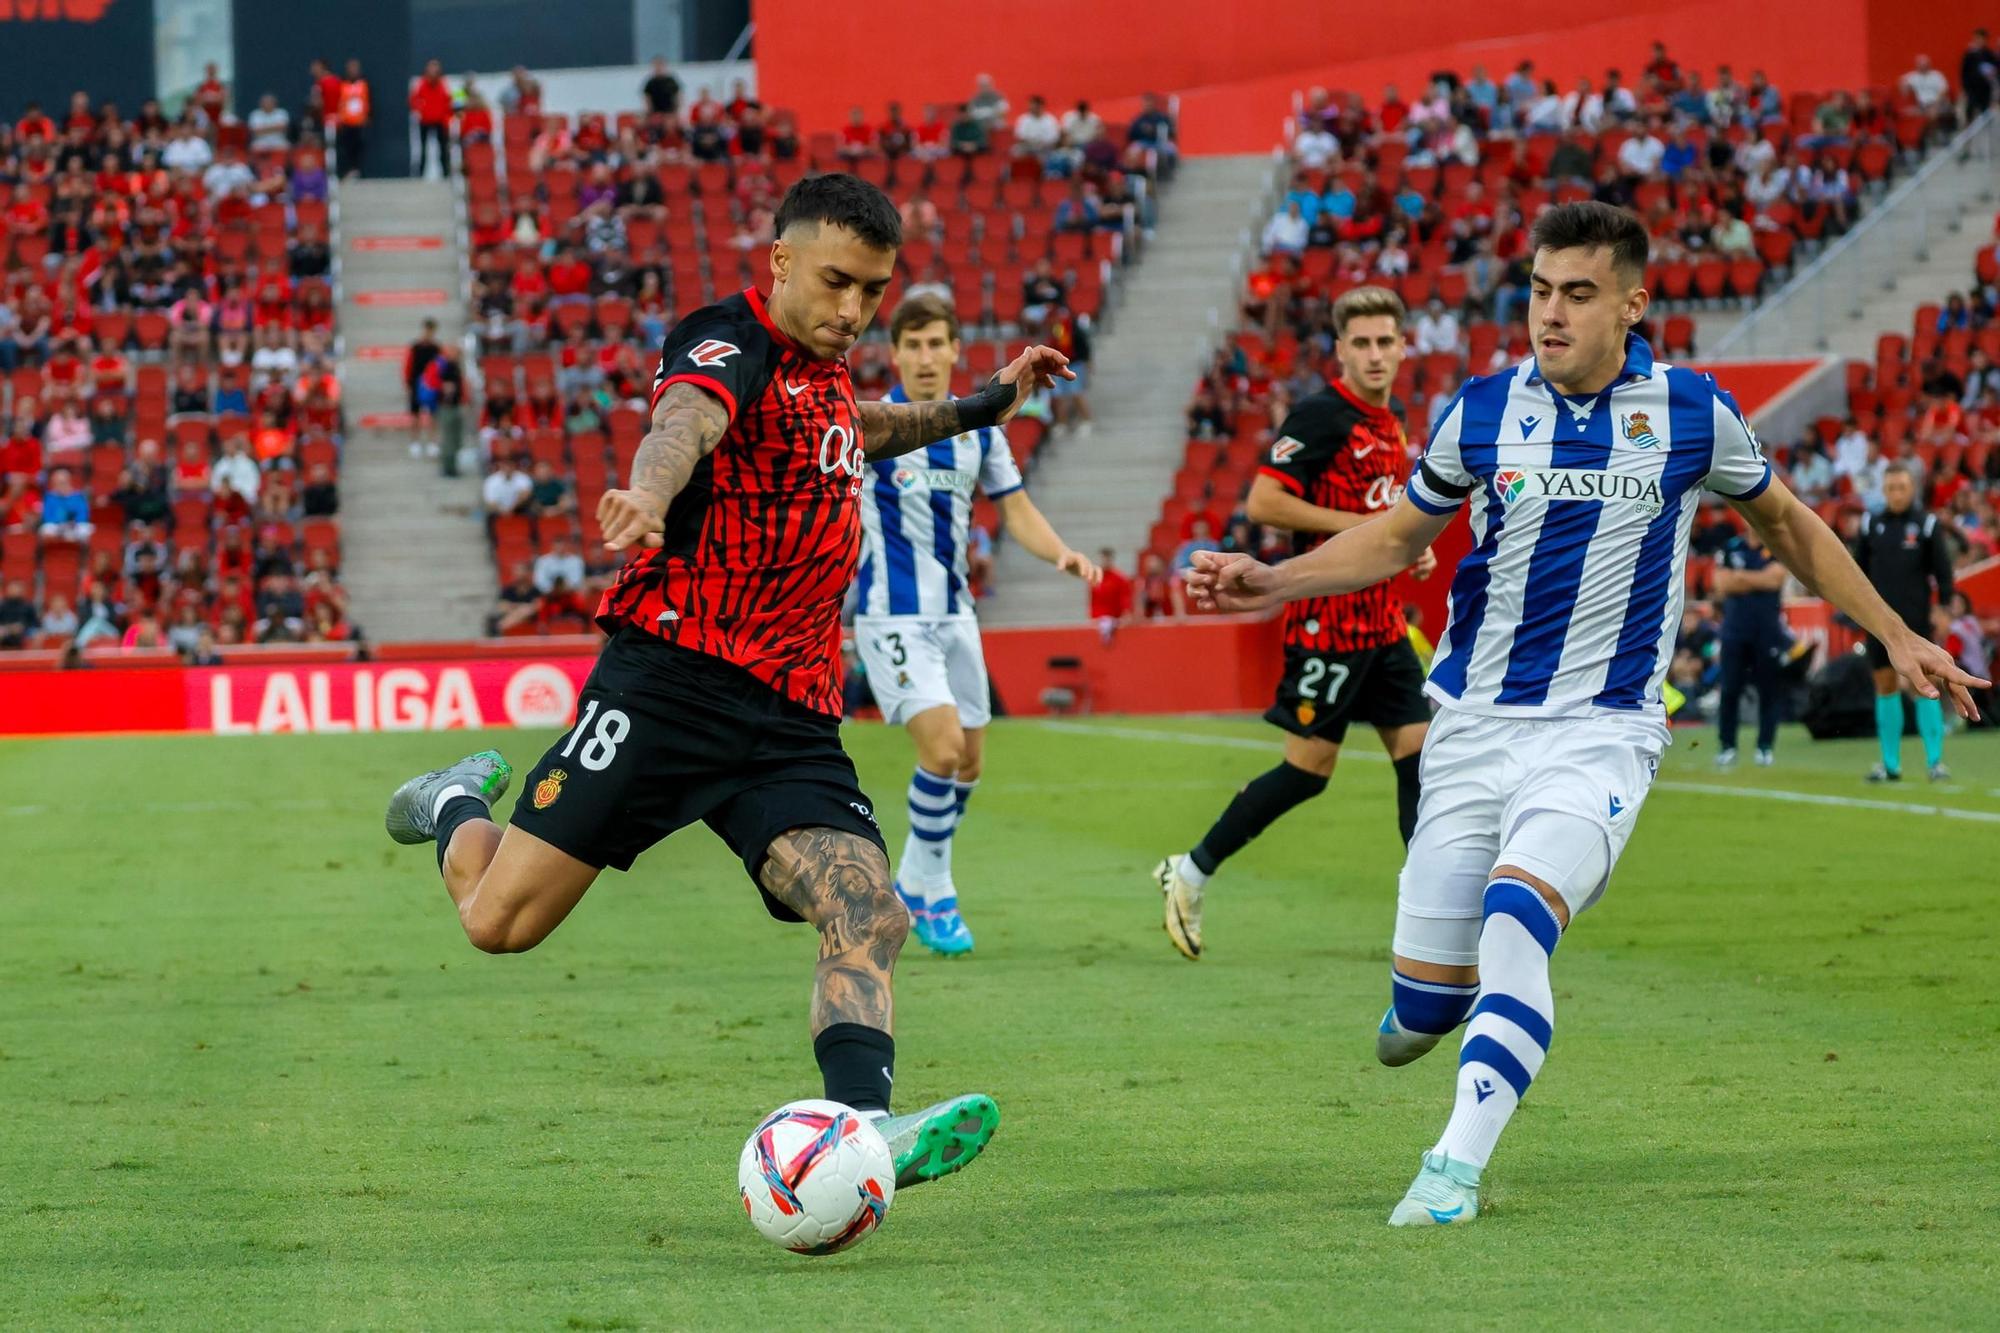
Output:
[1189, 762, 1329, 875]
[434, 794, 490, 873]
[813, 1023, 896, 1114]
[1393, 753, 1422, 846]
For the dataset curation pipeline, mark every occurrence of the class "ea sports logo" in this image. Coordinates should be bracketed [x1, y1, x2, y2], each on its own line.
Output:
[1492, 468, 1528, 503]
[503, 664, 578, 728]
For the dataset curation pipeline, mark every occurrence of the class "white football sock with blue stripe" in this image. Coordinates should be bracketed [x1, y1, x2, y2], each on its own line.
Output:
[900, 767, 959, 907]
[1434, 878, 1560, 1170]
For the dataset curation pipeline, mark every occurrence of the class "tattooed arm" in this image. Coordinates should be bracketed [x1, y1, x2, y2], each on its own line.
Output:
[858, 342, 1076, 460]
[759, 827, 907, 1035]
[595, 383, 733, 551]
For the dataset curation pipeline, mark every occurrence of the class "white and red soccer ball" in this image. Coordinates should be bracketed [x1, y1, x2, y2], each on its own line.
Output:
[737, 1099, 894, 1255]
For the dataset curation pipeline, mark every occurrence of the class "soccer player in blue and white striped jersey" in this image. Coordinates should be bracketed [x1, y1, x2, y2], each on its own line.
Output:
[854, 293, 1100, 955]
[1188, 202, 1986, 1226]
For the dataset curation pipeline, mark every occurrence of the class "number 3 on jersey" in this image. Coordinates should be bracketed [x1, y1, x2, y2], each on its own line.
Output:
[1298, 657, 1349, 704]
[559, 699, 631, 772]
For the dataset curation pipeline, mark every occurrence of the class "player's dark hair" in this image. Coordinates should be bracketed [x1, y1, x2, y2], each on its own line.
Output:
[889, 292, 959, 345]
[1529, 201, 1649, 280]
[774, 173, 902, 250]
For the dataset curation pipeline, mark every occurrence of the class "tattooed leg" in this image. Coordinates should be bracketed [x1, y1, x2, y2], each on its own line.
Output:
[759, 827, 908, 1036]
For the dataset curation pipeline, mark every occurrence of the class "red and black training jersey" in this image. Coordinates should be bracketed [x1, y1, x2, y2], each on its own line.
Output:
[1257, 377, 1410, 655]
[598, 288, 866, 716]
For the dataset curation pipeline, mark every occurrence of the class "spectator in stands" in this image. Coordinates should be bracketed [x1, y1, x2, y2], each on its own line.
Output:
[1787, 440, 1835, 502]
[1617, 117, 1667, 181]
[1962, 349, 2000, 407]
[1138, 550, 1187, 617]
[0, 475, 34, 531]
[967, 73, 1009, 128]
[162, 122, 213, 174]
[210, 436, 260, 503]
[482, 455, 532, 521]
[1044, 306, 1093, 435]
[1172, 516, 1218, 573]
[1126, 92, 1177, 176]
[410, 59, 454, 177]
[949, 103, 989, 157]
[687, 104, 729, 162]
[1088, 547, 1132, 640]
[1964, 28, 1997, 121]
[488, 563, 540, 634]
[877, 102, 913, 159]
[1903, 54, 1954, 133]
[1013, 96, 1063, 168]
[301, 462, 339, 518]
[334, 59, 372, 178]
[528, 461, 573, 521]
[1187, 384, 1228, 440]
[88, 395, 127, 448]
[38, 594, 77, 642]
[641, 57, 681, 119]
[0, 579, 37, 648]
[1546, 128, 1595, 186]
[38, 467, 90, 539]
[1413, 297, 1461, 356]
[1560, 76, 1605, 132]
[1293, 118, 1339, 170]
[533, 534, 585, 595]
[1022, 259, 1066, 324]
[247, 93, 290, 152]
[113, 463, 170, 528]
[1063, 99, 1105, 161]
[838, 105, 875, 162]
[1056, 181, 1103, 234]
[254, 573, 306, 642]
[41, 399, 90, 463]
[1744, 69, 1782, 122]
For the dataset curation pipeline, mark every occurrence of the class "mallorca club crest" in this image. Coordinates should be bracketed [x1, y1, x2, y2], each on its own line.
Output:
[1296, 702, 1316, 727]
[1621, 410, 1663, 449]
[532, 768, 567, 810]
[1492, 468, 1528, 503]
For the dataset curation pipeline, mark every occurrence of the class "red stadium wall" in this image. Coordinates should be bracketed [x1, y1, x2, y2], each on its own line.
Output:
[754, 0, 1986, 155]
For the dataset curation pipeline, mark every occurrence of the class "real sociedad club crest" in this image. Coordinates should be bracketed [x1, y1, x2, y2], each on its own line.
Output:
[1621, 410, 1663, 449]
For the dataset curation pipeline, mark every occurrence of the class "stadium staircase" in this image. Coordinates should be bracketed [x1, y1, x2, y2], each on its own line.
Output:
[983, 153, 1279, 625]
[332, 179, 492, 641]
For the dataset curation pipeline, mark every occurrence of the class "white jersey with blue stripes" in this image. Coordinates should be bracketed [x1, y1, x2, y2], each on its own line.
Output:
[1405, 333, 1772, 719]
[854, 384, 1024, 619]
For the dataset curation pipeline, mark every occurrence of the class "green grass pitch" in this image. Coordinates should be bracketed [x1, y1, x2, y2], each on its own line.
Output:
[2, 717, 1996, 1328]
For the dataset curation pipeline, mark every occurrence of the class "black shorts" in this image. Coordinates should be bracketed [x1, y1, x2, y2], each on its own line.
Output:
[508, 629, 885, 921]
[1864, 619, 1933, 670]
[1265, 637, 1431, 743]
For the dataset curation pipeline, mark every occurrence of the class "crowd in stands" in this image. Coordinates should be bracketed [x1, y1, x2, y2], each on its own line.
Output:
[444, 64, 1173, 633]
[0, 72, 354, 661]
[1130, 30, 2000, 601]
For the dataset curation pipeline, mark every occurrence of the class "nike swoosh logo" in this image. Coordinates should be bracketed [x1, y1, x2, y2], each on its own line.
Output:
[656, 609, 679, 623]
[784, 379, 810, 396]
[1351, 444, 1378, 458]
[1427, 1204, 1464, 1223]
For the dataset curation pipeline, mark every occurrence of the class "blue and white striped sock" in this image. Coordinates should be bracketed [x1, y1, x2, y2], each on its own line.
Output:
[900, 767, 959, 907]
[953, 777, 977, 827]
[1434, 877, 1561, 1170]
[1389, 970, 1479, 1035]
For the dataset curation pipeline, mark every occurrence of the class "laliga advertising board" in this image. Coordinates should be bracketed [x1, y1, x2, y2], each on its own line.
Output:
[0, 658, 596, 737]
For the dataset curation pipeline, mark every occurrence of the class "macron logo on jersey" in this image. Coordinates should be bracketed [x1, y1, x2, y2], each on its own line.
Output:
[1271, 436, 1305, 463]
[1491, 466, 1664, 514]
[686, 339, 740, 368]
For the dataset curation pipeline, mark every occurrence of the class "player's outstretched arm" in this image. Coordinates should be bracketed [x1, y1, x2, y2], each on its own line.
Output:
[857, 345, 1074, 460]
[1735, 479, 1989, 719]
[1186, 494, 1450, 613]
[995, 491, 1100, 583]
[597, 383, 732, 551]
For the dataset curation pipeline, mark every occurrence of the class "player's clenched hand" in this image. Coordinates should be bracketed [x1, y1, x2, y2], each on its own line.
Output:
[1184, 549, 1282, 613]
[1057, 548, 1102, 585]
[1887, 630, 1989, 721]
[993, 344, 1074, 424]
[1412, 546, 1437, 581]
[597, 488, 665, 551]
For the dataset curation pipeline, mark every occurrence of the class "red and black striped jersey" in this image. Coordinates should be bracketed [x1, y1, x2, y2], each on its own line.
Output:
[1257, 377, 1410, 654]
[598, 288, 866, 715]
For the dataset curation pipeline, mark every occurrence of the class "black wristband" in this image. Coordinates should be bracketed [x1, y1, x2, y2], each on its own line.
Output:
[951, 373, 1016, 432]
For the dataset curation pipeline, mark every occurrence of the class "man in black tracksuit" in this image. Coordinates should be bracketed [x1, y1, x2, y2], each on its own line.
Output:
[1713, 528, 1789, 767]
[1851, 463, 1956, 781]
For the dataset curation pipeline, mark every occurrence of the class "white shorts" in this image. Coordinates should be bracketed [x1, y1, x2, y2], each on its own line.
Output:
[854, 615, 992, 728]
[1393, 707, 1668, 965]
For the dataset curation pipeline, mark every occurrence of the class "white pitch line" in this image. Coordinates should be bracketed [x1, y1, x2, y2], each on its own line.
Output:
[1032, 720, 2000, 824]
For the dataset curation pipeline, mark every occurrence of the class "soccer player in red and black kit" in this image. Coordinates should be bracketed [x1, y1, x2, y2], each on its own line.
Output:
[1154, 287, 1436, 960]
[382, 174, 1072, 1189]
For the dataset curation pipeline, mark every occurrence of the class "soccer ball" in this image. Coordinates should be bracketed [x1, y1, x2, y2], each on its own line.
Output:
[737, 1099, 895, 1255]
